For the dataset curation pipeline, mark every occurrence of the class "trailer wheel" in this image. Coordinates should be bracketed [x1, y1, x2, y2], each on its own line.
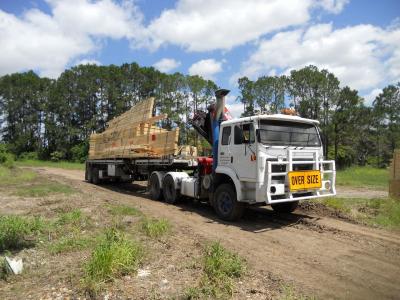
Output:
[214, 183, 244, 221]
[271, 201, 299, 213]
[149, 173, 163, 201]
[92, 167, 100, 185]
[162, 174, 181, 204]
[87, 166, 93, 183]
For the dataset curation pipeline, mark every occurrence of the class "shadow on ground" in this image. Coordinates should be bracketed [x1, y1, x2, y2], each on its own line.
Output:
[96, 180, 316, 233]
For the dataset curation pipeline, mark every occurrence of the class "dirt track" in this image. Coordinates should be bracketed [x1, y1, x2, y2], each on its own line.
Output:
[37, 167, 400, 300]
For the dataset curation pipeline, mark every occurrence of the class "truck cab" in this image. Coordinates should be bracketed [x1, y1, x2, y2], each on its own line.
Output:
[177, 112, 336, 221]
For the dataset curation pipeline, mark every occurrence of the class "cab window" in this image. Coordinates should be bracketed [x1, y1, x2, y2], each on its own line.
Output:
[221, 126, 231, 145]
[234, 123, 255, 144]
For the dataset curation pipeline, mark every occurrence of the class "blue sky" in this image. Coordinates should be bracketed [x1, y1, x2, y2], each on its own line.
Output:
[0, 0, 399, 115]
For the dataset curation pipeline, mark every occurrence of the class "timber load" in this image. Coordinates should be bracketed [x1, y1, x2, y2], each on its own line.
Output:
[88, 97, 196, 159]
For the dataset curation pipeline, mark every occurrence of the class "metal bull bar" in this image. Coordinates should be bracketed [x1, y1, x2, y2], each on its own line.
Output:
[265, 149, 336, 204]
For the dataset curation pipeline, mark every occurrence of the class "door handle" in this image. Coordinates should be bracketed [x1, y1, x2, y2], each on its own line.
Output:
[220, 152, 224, 155]
[231, 156, 233, 163]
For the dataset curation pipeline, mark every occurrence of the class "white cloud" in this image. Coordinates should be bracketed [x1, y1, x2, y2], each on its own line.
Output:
[147, 0, 316, 51]
[225, 94, 243, 118]
[363, 88, 382, 106]
[153, 58, 181, 73]
[316, 0, 349, 14]
[188, 59, 222, 80]
[0, 0, 145, 78]
[238, 23, 400, 91]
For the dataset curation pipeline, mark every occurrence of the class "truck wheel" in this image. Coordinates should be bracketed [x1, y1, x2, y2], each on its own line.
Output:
[214, 183, 244, 221]
[92, 167, 100, 185]
[87, 166, 93, 183]
[271, 201, 299, 213]
[162, 174, 181, 204]
[149, 173, 163, 201]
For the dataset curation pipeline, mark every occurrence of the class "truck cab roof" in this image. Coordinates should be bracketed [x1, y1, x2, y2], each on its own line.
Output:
[221, 114, 320, 126]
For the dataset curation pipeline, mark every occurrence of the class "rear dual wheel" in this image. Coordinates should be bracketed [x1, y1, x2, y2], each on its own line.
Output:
[162, 174, 181, 204]
[149, 173, 163, 201]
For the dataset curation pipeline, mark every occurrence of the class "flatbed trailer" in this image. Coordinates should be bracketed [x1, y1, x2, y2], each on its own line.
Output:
[85, 156, 198, 184]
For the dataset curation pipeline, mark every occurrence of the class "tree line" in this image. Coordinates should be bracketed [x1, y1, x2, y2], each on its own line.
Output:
[237, 65, 400, 167]
[0, 63, 398, 167]
[0, 63, 216, 162]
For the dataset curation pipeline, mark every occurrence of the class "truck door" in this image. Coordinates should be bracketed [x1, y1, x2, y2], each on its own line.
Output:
[230, 123, 257, 181]
[218, 125, 233, 169]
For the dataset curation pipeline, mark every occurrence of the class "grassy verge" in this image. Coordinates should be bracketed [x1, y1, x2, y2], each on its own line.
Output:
[82, 229, 143, 294]
[14, 182, 75, 197]
[108, 204, 141, 216]
[15, 159, 85, 170]
[0, 215, 46, 251]
[141, 218, 171, 238]
[336, 166, 388, 190]
[279, 284, 316, 300]
[318, 197, 400, 229]
[0, 166, 37, 186]
[185, 241, 245, 299]
[0, 165, 76, 197]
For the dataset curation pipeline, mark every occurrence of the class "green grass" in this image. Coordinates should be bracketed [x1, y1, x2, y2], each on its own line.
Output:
[141, 218, 171, 238]
[336, 166, 388, 190]
[15, 159, 85, 170]
[0, 166, 37, 186]
[108, 204, 141, 216]
[83, 229, 143, 292]
[0, 215, 46, 251]
[55, 209, 91, 232]
[319, 197, 400, 229]
[49, 234, 94, 254]
[185, 241, 245, 299]
[14, 182, 75, 197]
[279, 284, 316, 300]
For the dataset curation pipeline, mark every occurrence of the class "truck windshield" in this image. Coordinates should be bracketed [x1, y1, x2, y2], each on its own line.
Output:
[257, 120, 321, 147]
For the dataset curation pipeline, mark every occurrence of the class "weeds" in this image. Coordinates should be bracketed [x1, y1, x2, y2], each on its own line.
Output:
[0, 215, 46, 251]
[279, 284, 316, 300]
[82, 228, 143, 293]
[141, 218, 171, 238]
[320, 197, 400, 229]
[0, 166, 36, 186]
[185, 241, 245, 299]
[49, 234, 94, 254]
[14, 182, 75, 197]
[108, 204, 141, 216]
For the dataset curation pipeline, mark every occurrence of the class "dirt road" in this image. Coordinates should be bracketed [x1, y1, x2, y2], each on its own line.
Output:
[37, 167, 400, 299]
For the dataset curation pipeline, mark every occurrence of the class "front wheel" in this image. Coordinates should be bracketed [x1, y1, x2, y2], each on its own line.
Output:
[213, 183, 244, 221]
[271, 201, 299, 213]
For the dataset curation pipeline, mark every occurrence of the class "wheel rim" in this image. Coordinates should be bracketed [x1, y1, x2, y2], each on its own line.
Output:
[218, 191, 233, 215]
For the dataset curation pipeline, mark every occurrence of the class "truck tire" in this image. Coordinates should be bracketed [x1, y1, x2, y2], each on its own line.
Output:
[213, 183, 244, 221]
[149, 173, 163, 201]
[92, 167, 100, 185]
[87, 166, 93, 183]
[162, 174, 181, 204]
[271, 201, 299, 213]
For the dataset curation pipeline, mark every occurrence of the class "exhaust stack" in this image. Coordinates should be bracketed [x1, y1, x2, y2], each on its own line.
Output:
[212, 89, 230, 172]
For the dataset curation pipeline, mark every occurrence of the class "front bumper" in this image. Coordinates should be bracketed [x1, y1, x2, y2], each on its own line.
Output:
[264, 151, 336, 204]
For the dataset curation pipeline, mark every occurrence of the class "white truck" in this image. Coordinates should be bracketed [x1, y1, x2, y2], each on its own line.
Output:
[86, 89, 336, 221]
[147, 90, 336, 220]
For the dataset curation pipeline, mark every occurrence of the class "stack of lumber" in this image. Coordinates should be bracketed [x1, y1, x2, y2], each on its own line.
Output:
[89, 97, 188, 159]
[389, 149, 400, 199]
